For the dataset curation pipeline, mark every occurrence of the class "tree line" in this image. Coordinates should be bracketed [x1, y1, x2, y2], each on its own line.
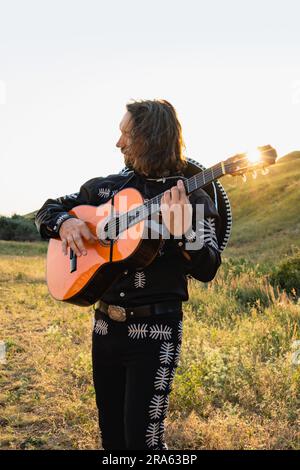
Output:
[0, 214, 41, 241]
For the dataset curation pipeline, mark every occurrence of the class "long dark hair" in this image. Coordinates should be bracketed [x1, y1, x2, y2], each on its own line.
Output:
[125, 99, 187, 177]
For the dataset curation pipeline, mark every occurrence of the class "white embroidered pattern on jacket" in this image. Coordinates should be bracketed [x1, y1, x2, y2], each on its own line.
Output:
[185, 229, 197, 242]
[162, 395, 170, 418]
[169, 367, 176, 385]
[159, 342, 174, 365]
[55, 213, 70, 228]
[149, 324, 172, 341]
[174, 343, 181, 366]
[144, 320, 182, 448]
[146, 422, 160, 448]
[198, 217, 220, 251]
[65, 192, 79, 200]
[178, 321, 183, 342]
[98, 187, 111, 198]
[58, 193, 79, 204]
[128, 323, 148, 339]
[134, 271, 146, 288]
[159, 421, 166, 440]
[94, 319, 108, 336]
[154, 367, 170, 391]
[148, 394, 165, 420]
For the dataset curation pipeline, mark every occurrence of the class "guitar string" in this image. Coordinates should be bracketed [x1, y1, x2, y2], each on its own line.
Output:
[105, 160, 250, 239]
[106, 164, 223, 237]
[105, 159, 258, 239]
[110, 151, 275, 237]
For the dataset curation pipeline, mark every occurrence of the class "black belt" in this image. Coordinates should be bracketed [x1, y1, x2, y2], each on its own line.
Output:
[94, 299, 182, 322]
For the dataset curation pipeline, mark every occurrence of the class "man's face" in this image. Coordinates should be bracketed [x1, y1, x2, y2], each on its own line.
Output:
[116, 111, 133, 166]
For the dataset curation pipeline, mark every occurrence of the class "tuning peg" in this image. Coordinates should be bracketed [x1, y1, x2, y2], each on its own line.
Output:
[252, 170, 257, 179]
[261, 167, 269, 176]
[242, 173, 247, 183]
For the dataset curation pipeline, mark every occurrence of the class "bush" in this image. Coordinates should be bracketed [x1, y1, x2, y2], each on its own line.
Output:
[269, 251, 300, 297]
[0, 215, 40, 242]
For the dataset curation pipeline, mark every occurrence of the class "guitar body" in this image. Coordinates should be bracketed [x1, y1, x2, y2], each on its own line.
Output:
[46, 187, 163, 306]
[46, 146, 277, 307]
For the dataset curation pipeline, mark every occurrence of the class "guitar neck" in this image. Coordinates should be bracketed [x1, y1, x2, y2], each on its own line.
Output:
[113, 161, 226, 236]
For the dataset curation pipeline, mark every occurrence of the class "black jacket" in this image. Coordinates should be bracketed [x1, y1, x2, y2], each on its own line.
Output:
[35, 170, 222, 306]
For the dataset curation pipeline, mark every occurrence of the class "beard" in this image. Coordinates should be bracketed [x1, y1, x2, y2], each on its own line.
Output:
[123, 152, 135, 170]
[122, 147, 151, 177]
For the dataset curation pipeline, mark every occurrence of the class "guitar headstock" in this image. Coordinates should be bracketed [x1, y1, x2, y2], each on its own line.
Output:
[223, 145, 277, 179]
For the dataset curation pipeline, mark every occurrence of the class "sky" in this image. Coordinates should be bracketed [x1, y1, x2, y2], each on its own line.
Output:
[0, 0, 300, 215]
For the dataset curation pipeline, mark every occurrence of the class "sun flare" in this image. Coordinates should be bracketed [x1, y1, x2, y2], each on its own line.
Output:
[246, 148, 262, 164]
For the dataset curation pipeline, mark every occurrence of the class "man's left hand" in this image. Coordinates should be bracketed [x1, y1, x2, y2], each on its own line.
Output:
[160, 179, 193, 237]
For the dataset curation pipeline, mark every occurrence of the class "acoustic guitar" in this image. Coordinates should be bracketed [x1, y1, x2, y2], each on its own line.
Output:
[46, 145, 277, 306]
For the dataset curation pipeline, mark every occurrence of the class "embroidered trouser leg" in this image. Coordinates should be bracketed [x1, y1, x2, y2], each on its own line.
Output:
[92, 309, 183, 450]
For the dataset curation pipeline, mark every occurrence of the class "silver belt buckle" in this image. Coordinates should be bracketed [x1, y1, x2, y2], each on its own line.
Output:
[107, 304, 127, 322]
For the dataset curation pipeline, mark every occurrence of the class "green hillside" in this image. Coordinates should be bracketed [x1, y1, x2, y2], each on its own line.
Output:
[19, 150, 300, 266]
[221, 151, 300, 265]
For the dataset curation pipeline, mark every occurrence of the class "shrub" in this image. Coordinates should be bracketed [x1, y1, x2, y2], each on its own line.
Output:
[270, 251, 300, 297]
[0, 215, 40, 241]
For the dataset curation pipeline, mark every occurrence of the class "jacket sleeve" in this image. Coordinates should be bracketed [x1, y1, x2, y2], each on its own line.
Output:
[35, 177, 101, 240]
[174, 188, 222, 282]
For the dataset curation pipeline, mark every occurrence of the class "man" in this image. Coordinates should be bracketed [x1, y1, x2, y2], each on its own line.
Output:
[35, 99, 222, 450]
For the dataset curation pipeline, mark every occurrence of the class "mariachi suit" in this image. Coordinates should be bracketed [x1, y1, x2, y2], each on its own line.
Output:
[35, 169, 222, 450]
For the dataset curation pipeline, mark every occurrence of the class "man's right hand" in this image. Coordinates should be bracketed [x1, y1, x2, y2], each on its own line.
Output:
[59, 218, 98, 256]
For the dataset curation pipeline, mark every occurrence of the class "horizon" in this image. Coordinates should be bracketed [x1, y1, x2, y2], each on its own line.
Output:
[0, 150, 298, 218]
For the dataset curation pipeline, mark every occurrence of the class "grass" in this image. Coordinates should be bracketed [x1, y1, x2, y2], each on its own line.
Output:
[221, 151, 300, 264]
[0, 240, 47, 257]
[0, 241, 299, 449]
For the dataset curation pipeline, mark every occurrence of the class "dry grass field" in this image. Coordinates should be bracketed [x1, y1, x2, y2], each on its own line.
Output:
[1, 241, 299, 450]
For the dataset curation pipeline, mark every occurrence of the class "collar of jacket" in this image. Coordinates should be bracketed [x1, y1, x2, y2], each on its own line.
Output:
[104, 170, 186, 197]
[132, 169, 185, 183]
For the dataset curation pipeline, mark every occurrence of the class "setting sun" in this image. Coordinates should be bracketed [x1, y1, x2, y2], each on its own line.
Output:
[246, 148, 262, 164]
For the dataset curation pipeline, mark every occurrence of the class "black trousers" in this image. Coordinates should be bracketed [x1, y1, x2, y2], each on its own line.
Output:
[92, 308, 183, 450]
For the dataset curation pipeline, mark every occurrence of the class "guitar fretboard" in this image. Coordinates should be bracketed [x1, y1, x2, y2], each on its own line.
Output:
[107, 161, 225, 238]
